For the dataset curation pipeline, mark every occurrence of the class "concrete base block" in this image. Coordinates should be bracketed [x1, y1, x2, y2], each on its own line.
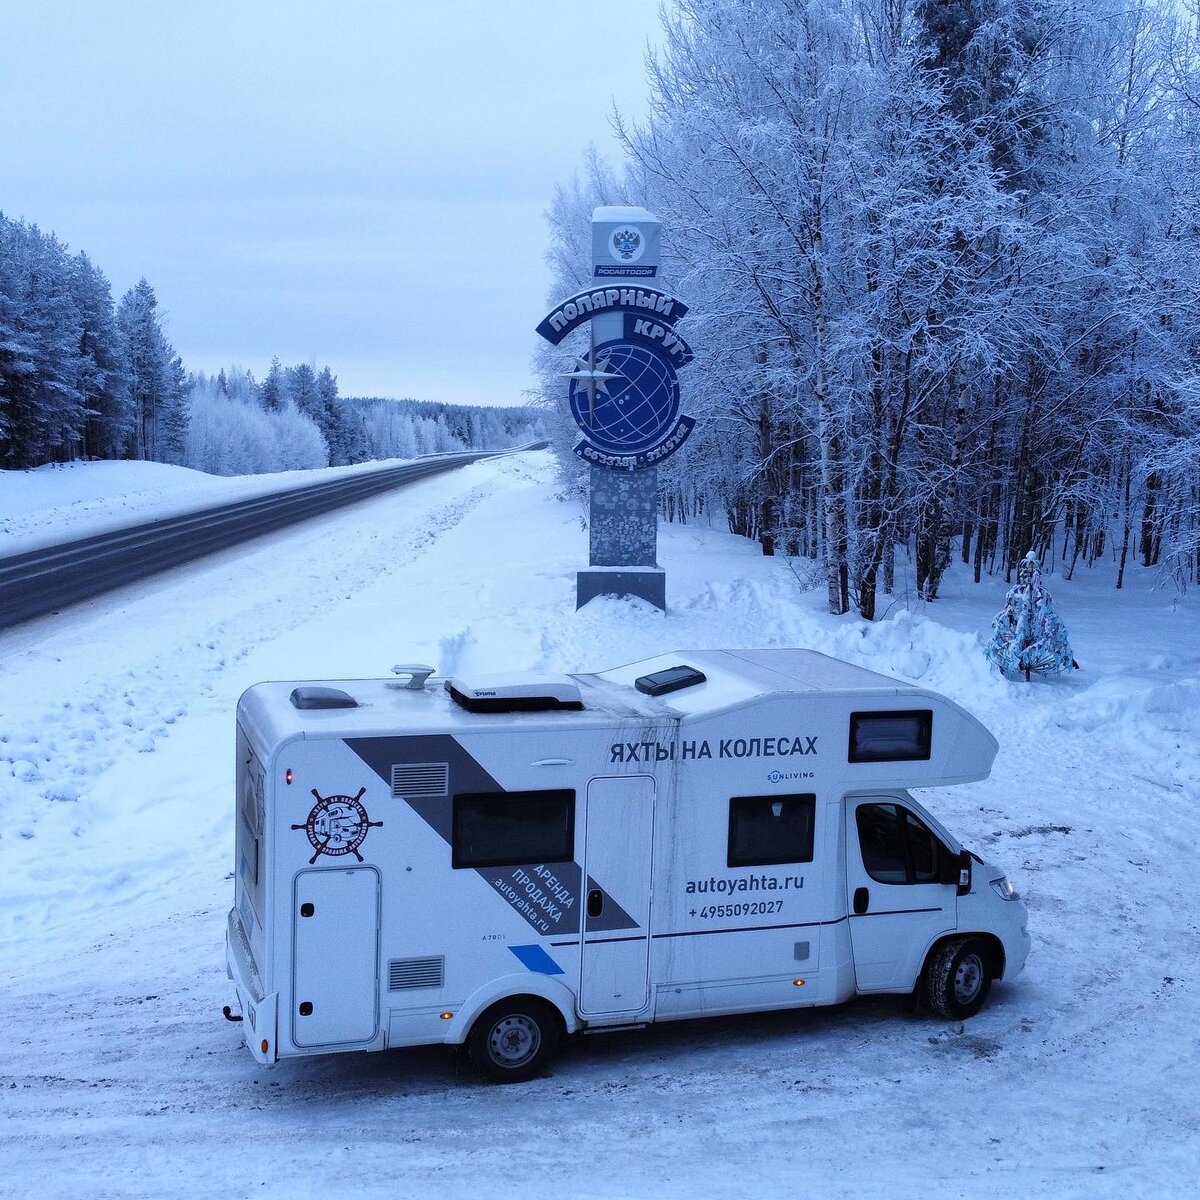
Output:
[576, 566, 665, 611]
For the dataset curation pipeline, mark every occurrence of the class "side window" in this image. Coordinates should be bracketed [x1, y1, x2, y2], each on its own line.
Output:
[856, 803, 907, 883]
[904, 810, 940, 883]
[452, 790, 574, 869]
[848, 710, 933, 762]
[856, 803, 948, 885]
[728, 794, 816, 867]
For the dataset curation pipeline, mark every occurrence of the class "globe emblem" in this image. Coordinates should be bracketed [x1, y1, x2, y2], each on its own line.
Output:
[569, 339, 679, 455]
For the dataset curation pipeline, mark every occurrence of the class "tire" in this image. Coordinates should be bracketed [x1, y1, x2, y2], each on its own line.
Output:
[922, 937, 993, 1020]
[466, 999, 560, 1084]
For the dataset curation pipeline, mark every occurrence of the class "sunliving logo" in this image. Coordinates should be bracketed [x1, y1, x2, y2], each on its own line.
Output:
[767, 769, 813, 784]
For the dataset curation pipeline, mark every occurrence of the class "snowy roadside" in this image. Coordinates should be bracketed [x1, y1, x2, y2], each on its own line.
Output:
[1, 450, 1197, 1199]
[0, 455, 441, 557]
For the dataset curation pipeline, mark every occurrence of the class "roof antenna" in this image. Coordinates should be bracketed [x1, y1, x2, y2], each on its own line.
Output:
[391, 664, 436, 690]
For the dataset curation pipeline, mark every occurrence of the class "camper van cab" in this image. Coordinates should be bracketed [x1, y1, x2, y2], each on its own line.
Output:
[227, 649, 1029, 1082]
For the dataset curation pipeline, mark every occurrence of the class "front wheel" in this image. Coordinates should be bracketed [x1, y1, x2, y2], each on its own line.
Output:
[467, 999, 560, 1083]
[922, 937, 993, 1019]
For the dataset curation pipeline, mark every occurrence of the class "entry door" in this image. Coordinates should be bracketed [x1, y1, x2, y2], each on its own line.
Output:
[579, 775, 654, 1018]
[292, 867, 380, 1046]
[845, 797, 956, 991]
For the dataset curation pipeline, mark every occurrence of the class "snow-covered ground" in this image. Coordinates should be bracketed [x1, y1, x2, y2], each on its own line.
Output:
[0, 456, 457, 556]
[1, 451, 1197, 1199]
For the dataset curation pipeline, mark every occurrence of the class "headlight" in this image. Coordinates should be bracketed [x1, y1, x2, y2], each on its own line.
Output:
[990, 876, 1019, 901]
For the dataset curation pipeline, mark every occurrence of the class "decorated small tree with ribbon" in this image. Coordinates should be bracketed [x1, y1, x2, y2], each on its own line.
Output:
[984, 553, 1077, 681]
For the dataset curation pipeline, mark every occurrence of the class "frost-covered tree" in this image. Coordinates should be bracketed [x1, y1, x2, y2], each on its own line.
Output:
[610, 0, 1033, 615]
[261, 357, 285, 411]
[284, 362, 320, 424]
[542, 0, 1200, 602]
[182, 371, 327, 475]
[984, 552, 1077, 679]
[0, 217, 87, 466]
[0, 224, 33, 456]
[70, 252, 133, 460]
[116, 278, 186, 462]
[616, 0, 871, 612]
[345, 396, 545, 461]
[316, 365, 357, 465]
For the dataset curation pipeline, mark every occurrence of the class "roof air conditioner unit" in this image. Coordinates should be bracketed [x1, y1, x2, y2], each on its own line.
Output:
[445, 673, 584, 714]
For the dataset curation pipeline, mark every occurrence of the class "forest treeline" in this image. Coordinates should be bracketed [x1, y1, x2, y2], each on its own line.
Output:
[0, 212, 544, 478]
[540, 0, 1200, 612]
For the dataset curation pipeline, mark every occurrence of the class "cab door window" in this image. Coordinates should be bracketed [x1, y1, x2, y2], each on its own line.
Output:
[904, 809, 940, 882]
[856, 802, 948, 885]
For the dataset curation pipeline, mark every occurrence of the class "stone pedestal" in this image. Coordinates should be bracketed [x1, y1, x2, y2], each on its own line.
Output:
[576, 464, 663, 610]
[588, 464, 657, 564]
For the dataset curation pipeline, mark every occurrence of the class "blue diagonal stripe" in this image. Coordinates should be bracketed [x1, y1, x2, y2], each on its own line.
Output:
[509, 944, 565, 976]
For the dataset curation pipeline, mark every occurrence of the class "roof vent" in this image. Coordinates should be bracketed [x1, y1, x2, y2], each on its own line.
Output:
[445, 672, 584, 714]
[289, 686, 358, 710]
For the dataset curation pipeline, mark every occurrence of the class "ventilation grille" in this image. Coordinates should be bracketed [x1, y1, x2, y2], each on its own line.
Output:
[391, 762, 449, 798]
[388, 956, 445, 991]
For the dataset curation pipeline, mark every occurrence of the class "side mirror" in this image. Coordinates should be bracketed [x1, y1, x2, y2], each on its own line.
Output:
[940, 848, 973, 894]
[956, 849, 972, 896]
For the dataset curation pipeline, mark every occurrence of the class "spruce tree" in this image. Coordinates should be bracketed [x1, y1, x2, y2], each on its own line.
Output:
[261, 357, 285, 410]
[70, 252, 132, 459]
[116, 278, 185, 462]
[984, 552, 1077, 680]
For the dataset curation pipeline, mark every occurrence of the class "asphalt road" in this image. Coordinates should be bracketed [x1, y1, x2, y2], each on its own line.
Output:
[0, 447, 542, 631]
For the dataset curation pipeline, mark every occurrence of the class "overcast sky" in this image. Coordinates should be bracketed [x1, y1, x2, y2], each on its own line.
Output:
[2, 2, 662, 406]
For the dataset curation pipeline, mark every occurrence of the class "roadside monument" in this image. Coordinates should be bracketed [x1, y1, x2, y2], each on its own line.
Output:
[536, 206, 694, 610]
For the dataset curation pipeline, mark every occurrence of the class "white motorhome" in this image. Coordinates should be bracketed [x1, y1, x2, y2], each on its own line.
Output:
[226, 649, 1030, 1082]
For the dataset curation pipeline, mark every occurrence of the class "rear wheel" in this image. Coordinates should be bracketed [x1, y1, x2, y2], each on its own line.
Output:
[922, 937, 993, 1019]
[467, 999, 559, 1083]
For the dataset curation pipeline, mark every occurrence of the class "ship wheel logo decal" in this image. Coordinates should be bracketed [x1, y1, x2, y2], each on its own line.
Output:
[292, 787, 382, 864]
